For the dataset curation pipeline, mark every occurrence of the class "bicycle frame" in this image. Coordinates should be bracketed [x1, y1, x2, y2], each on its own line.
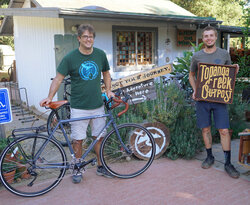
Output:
[34, 108, 130, 169]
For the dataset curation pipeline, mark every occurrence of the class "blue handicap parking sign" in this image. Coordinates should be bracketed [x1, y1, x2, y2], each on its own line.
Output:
[0, 88, 12, 124]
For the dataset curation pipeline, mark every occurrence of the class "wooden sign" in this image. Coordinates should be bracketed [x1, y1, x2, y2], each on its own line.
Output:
[177, 30, 196, 47]
[130, 122, 170, 160]
[195, 63, 237, 104]
[115, 79, 156, 104]
[102, 64, 172, 92]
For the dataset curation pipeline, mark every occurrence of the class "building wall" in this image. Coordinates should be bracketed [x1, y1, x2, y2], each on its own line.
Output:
[64, 19, 194, 79]
[13, 16, 200, 111]
[13, 16, 64, 112]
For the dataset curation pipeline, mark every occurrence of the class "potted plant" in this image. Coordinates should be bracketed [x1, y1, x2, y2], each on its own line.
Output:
[2, 161, 17, 184]
[16, 160, 31, 180]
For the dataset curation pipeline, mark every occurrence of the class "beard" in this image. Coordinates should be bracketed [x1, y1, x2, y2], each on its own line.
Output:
[205, 43, 215, 49]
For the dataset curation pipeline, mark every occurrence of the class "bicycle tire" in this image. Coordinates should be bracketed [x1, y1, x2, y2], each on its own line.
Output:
[0, 134, 67, 197]
[47, 103, 71, 146]
[100, 123, 155, 179]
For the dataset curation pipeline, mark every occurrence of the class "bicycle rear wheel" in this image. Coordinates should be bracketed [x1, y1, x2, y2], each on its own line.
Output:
[47, 103, 71, 146]
[100, 123, 155, 179]
[0, 135, 67, 197]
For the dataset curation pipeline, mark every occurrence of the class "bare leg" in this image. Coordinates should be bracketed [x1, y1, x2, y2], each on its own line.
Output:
[218, 128, 239, 178]
[218, 128, 231, 151]
[93, 136, 103, 166]
[201, 126, 214, 169]
[202, 126, 212, 149]
[72, 139, 83, 159]
[71, 139, 83, 183]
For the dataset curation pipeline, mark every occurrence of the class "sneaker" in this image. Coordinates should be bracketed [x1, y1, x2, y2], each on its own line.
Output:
[224, 164, 240, 179]
[96, 166, 114, 178]
[201, 156, 214, 169]
[71, 173, 83, 184]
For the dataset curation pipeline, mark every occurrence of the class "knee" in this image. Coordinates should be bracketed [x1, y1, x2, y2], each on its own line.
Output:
[72, 139, 83, 145]
[219, 129, 229, 138]
[202, 127, 211, 134]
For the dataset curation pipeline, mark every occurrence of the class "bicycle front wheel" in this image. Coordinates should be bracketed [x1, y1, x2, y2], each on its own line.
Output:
[47, 103, 71, 146]
[0, 135, 67, 197]
[100, 123, 155, 179]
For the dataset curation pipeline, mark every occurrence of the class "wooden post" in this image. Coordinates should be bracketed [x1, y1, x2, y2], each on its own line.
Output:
[0, 124, 6, 138]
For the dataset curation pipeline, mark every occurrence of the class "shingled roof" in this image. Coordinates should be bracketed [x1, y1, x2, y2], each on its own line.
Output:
[0, 0, 220, 35]
[33, 0, 196, 16]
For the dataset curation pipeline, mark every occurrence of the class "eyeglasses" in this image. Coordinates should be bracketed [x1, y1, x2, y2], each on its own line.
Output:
[81, 35, 94, 40]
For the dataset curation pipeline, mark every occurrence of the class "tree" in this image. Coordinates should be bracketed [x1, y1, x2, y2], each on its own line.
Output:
[0, 0, 10, 6]
[171, 0, 248, 26]
[0, 0, 14, 49]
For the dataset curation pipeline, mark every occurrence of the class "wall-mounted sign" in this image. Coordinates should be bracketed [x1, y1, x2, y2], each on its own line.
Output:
[195, 63, 237, 104]
[177, 29, 196, 46]
[0, 88, 12, 124]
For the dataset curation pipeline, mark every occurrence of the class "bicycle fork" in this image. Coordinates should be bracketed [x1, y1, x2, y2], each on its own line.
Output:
[112, 123, 132, 155]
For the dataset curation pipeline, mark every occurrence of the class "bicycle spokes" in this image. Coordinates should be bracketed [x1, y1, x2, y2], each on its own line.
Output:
[101, 124, 155, 178]
[0, 135, 67, 197]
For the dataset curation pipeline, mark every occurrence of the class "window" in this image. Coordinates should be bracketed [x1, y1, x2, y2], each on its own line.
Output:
[113, 26, 157, 72]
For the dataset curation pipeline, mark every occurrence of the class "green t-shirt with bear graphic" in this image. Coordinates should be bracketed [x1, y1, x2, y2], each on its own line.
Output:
[57, 47, 110, 109]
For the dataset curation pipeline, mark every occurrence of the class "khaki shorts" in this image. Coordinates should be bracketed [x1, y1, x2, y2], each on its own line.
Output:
[70, 106, 106, 140]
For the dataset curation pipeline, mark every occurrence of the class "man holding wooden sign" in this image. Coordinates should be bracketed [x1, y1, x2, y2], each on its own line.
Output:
[189, 26, 240, 179]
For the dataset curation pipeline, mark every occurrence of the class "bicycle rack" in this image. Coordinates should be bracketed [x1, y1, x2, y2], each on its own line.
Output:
[5, 82, 39, 123]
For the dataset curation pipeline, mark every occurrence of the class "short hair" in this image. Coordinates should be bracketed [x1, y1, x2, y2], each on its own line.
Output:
[77, 24, 96, 38]
[202, 26, 218, 37]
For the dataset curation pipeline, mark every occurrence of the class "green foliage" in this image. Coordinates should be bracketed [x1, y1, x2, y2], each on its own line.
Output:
[172, 42, 203, 92]
[0, 137, 8, 153]
[238, 5, 250, 77]
[153, 83, 203, 159]
[0, 0, 10, 6]
[171, 0, 247, 26]
[152, 82, 186, 128]
[233, 54, 250, 78]
[231, 4, 249, 90]
[0, 36, 14, 49]
[228, 88, 249, 137]
[2, 161, 16, 173]
[0, 2, 14, 50]
[241, 4, 250, 48]
[113, 82, 203, 160]
[211, 87, 249, 143]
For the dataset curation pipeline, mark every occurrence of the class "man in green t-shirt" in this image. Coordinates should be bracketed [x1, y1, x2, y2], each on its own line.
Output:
[40, 24, 114, 184]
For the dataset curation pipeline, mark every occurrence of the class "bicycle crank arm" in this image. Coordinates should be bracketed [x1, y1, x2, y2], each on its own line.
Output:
[75, 158, 97, 170]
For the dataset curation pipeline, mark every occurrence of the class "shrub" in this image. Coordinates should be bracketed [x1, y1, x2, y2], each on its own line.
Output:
[228, 89, 249, 138]
[153, 83, 203, 159]
[114, 81, 203, 159]
[0, 138, 8, 153]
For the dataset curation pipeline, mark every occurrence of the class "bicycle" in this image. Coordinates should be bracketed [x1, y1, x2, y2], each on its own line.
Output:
[0, 91, 156, 197]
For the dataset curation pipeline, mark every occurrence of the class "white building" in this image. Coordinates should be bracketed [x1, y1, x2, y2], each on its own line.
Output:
[0, 0, 224, 112]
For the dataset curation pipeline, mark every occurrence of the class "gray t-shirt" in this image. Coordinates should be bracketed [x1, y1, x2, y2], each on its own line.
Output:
[190, 47, 231, 73]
